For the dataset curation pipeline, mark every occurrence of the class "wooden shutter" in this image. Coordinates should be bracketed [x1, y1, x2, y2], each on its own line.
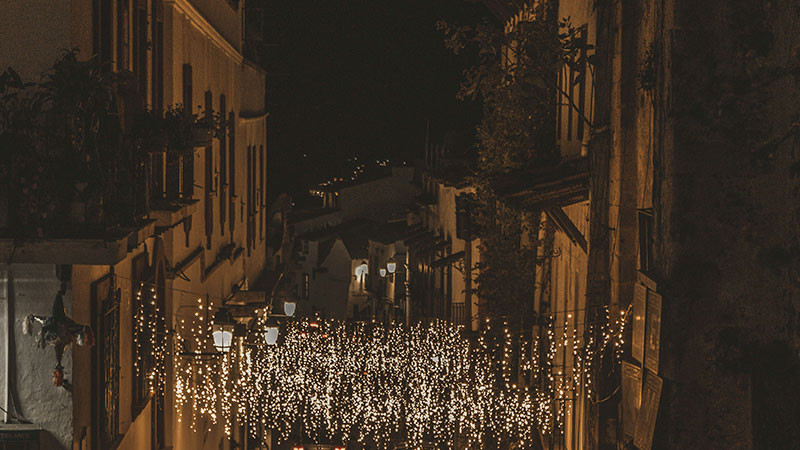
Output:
[219, 94, 227, 234]
[204, 90, 214, 248]
[259, 145, 265, 240]
[228, 112, 236, 236]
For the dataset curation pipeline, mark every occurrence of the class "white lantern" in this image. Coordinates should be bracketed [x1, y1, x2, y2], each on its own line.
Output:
[386, 257, 397, 274]
[355, 261, 368, 277]
[379, 268, 387, 278]
[264, 317, 279, 346]
[264, 326, 279, 345]
[212, 309, 236, 353]
[283, 300, 296, 317]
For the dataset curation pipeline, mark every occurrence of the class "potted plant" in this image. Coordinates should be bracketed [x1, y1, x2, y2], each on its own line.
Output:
[162, 105, 196, 155]
[191, 118, 214, 147]
[130, 109, 168, 153]
[192, 109, 226, 147]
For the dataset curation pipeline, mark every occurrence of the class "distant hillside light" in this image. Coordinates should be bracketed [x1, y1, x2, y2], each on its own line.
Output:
[386, 257, 397, 274]
[212, 308, 236, 353]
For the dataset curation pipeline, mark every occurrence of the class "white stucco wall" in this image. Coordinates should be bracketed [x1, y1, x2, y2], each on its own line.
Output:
[549, 200, 589, 449]
[0, 264, 73, 449]
[311, 240, 352, 319]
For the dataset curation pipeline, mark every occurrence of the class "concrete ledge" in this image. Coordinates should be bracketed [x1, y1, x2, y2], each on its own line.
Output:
[125, 219, 156, 251]
[0, 219, 157, 265]
[0, 234, 130, 265]
[150, 199, 199, 228]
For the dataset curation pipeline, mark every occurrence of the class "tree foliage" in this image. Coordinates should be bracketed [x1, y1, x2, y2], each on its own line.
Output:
[439, 4, 593, 320]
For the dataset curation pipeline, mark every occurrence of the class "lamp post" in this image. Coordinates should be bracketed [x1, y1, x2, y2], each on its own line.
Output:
[377, 267, 388, 321]
[212, 308, 236, 353]
[263, 316, 280, 346]
[283, 299, 297, 317]
[386, 257, 397, 277]
[262, 299, 296, 346]
[355, 260, 368, 292]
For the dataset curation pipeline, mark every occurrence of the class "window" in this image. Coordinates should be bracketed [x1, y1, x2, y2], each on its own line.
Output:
[173, 64, 194, 201]
[259, 145, 265, 241]
[150, 0, 164, 112]
[92, 275, 119, 449]
[638, 209, 655, 274]
[246, 144, 257, 251]
[116, 0, 130, 70]
[219, 94, 227, 234]
[246, 145, 253, 253]
[302, 273, 310, 299]
[93, 0, 114, 69]
[205, 90, 214, 248]
[228, 112, 236, 236]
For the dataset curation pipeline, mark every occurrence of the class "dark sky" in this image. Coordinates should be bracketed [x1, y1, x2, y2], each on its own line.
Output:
[259, 1, 489, 201]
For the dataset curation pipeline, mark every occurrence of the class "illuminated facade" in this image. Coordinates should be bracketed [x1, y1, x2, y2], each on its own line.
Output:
[406, 168, 481, 331]
[0, 0, 268, 449]
[486, 0, 800, 447]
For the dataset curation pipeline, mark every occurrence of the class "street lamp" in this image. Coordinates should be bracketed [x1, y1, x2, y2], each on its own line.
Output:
[355, 260, 368, 278]
[386, 257, 397, 274]
[263, 316, 280, 346]
[283, 299, 296, 317]
[212, 308, 236, 353]
[379, 268, 387, 278]
[355, 260, 368, 291]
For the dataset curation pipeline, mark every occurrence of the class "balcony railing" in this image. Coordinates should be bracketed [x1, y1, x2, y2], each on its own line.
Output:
[451, 302, 469, 328]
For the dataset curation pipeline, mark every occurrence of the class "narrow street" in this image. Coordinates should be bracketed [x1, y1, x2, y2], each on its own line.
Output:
[1, 0, 800, 449]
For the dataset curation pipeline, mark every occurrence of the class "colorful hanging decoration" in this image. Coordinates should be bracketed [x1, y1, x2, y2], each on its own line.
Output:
[23, 289, 94, 387]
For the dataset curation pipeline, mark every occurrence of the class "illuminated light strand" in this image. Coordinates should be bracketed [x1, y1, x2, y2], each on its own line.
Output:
[171, 310, 630, 448]
[134, 283, 168, 395]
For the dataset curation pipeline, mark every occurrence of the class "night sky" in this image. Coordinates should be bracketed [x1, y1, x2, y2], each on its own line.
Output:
[259, 1, 489, 201]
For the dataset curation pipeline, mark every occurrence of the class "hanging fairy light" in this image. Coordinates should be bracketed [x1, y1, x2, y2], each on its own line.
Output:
[171, 308, 630, 449]
[133, 282, 167, 394]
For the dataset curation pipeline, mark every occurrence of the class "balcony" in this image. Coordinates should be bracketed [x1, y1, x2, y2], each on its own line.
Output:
[0, 53, 219, 262]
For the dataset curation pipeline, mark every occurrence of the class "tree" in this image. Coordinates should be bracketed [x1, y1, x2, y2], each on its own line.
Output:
[439, 3, 593, 322]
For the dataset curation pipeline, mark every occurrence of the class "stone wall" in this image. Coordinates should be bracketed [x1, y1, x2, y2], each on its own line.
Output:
[656, 0, 800, 447]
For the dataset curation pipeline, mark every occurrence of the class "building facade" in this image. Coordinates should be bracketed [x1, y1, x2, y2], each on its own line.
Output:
[406, 163, 481, 331]
[484, 0, 800, 447]
[0, 1, 269, 449]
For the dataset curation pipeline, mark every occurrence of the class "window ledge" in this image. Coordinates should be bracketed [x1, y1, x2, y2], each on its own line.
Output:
[150, 199, 200, 228]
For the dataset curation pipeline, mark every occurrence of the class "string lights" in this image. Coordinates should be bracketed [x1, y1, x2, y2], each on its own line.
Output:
[171, 306, 629, 449]
[124, 271, 631, 448]
[133, 283, 167, 394]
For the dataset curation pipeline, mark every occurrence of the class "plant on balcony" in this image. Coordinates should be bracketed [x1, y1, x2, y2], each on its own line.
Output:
[131, 105, 227, 156]
[129, 108, 169, 153]
[1, 49, 234, 238]
[0, 50, 147, 236]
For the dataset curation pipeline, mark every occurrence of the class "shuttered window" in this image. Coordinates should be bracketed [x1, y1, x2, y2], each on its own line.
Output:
[204, 90, 214, 248]
[219, 94, 227, 234]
